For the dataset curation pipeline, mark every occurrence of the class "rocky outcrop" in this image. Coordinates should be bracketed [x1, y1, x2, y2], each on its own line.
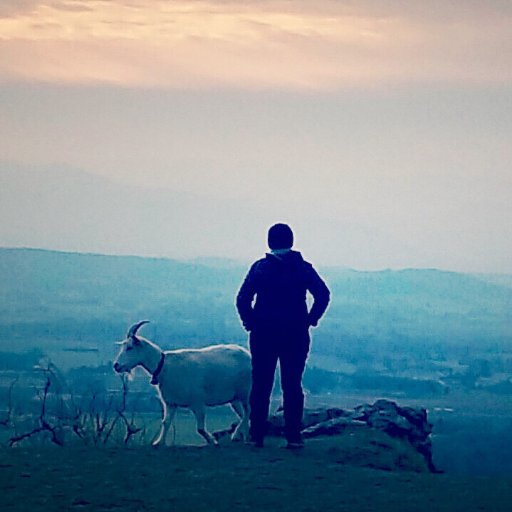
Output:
[213, 399, 436, 472]
[351, 399, 435, 472]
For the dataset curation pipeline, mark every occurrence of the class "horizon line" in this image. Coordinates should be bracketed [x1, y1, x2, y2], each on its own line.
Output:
[1, 245, 509, 276]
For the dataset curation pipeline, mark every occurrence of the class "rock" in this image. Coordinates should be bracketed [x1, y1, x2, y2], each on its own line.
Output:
[347, 399, 435, 472]
[267, 407, 349, 436]
[302, 417, 366, 438]
[212, 399, 437, 472]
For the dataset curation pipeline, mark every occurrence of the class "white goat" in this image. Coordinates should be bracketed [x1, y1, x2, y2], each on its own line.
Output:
[113, 321, 251, 446]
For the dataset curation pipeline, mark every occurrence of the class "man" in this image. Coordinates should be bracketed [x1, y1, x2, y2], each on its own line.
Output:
[236, 223, 330, 448]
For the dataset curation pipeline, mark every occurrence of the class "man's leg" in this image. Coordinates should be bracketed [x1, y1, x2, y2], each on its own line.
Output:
[279, 331, 309, 445]
[249, 335, 278, 445]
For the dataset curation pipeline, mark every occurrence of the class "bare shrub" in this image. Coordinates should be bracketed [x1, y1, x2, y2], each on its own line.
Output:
[4, 363, 144, 447]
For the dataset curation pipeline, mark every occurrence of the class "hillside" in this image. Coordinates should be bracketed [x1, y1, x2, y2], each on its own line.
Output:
[1, 247, 512, 476]
[1, 247, 510, 354]
[1, 439, 511, 512]
[2, 246, 512, 398]
[2, 246, 512, 399]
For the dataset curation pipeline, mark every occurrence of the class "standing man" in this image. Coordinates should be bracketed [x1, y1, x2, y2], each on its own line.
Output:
[236, 223, 330, 448]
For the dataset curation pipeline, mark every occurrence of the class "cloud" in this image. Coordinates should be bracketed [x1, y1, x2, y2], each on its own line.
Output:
[0, 1, 39, 18]
[0, 0, 511, 89]
[0, 0, 93, 18]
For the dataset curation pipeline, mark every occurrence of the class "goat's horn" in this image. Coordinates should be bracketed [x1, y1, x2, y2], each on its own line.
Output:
[127, 320, 150, 337]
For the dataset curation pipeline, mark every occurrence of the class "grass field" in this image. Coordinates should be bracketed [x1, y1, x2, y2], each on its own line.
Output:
[1, 430, 511, 512]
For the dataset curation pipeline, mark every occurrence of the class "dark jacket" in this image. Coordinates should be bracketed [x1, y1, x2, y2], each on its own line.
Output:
[236, 250, 330, 332]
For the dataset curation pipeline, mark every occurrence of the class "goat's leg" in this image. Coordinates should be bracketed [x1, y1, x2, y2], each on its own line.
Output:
[152, 403, 176, 447]
[191, 406, 217, 445]
[230, 400, 249, 442]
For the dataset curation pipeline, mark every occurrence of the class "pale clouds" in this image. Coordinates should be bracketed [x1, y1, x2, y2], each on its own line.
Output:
[0, 0, 511, 89]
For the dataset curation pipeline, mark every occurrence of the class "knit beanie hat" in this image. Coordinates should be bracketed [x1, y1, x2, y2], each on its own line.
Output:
[268, 223, 294, 250]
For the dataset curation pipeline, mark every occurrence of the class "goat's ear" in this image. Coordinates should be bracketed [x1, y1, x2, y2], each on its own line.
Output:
[115, 340, 125, 345]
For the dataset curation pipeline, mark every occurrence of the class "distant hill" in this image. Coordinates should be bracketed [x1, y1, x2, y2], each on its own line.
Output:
[0, 165, 449, 270]
[0, 247, 247, 348]
[1, 248, 511, 366]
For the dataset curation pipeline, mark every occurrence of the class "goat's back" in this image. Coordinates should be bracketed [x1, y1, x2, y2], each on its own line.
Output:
[158, 344, 251, 406]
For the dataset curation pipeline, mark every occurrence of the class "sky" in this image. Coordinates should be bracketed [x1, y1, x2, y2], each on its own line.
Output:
[1, 0, 511, 272]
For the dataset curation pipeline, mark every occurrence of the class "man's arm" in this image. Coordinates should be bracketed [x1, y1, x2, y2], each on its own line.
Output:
[236, 264, 258, 331]
[306, 265, 330, 327]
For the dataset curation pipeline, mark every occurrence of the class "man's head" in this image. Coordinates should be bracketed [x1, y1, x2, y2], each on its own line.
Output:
[268, 223, 294, 250]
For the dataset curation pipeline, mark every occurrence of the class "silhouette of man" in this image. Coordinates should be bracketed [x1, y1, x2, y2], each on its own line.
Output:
[236, 223, 330, 448]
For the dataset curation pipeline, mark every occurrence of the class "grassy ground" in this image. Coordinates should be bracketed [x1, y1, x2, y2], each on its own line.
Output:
[1, 429, 511, 511]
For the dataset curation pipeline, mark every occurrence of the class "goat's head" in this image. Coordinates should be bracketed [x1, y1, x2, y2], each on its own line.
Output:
[113, 321, 151, 374]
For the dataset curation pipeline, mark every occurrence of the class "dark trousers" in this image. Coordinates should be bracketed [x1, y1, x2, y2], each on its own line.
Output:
[249, 325, 310, 442]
